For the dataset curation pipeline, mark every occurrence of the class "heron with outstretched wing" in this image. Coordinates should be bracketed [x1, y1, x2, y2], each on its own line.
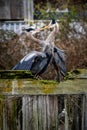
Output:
[12, 22, 66, 81]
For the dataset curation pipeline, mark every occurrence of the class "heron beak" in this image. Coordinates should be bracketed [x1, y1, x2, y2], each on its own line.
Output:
[39, 25, 49, 31]
[39, 24, 55, 31]
[31, 23, 58, 34]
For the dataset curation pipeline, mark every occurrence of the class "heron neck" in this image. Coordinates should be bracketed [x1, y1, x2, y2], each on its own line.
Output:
[42, 41, 54, 55]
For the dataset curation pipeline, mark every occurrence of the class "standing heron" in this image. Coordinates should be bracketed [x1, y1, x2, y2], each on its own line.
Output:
[12, 22, 66, 81]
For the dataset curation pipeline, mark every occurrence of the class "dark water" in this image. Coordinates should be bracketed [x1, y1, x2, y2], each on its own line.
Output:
[0, 70, 87, 130]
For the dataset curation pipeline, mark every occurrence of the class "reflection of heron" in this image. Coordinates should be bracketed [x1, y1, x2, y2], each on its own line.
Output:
[12, 22, 66, 81]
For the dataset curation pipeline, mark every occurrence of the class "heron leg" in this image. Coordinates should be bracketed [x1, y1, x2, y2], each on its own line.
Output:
[34, 74, 42, 80]
[57, 67, 62, 82]
[52, 60, 63, 82]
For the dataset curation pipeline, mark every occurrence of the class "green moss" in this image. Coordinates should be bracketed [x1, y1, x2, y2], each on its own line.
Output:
[40, 84, 57, 94]
[0, 70, 35, 79]
[71, 69, 80, 74]
[39, 79, 58, 85]
[65, 69, 87, 80]
[35, 79, 58, 94]
[0, 69, 87, 94]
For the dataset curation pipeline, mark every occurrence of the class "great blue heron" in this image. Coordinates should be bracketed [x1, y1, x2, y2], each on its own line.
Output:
[12, 22, 66, 81]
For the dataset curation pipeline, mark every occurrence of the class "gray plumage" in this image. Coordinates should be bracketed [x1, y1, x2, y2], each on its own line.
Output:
[12, 23, 66, 81]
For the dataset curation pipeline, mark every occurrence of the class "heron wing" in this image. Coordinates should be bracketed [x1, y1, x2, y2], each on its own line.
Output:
[30, 53, 51, 75]
[12, 51, 50, 75]
[12, 51, 39, 70]
[53, 47, 66, 76]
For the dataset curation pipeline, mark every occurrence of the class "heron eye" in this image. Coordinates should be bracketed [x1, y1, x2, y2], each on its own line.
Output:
[35, 57, 39, 61]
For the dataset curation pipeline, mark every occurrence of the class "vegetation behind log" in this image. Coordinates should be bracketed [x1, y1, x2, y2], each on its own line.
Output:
[0, 2, 87, 79]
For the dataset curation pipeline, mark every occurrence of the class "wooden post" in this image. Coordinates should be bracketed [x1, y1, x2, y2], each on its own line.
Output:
[23, 0, 34, 21]
[82, 94, 85, 130]
[0, 0, 10, 19]
[22, 95, 58, 130]
[64, 97, 69, 130]
[85, 94, 87, 129]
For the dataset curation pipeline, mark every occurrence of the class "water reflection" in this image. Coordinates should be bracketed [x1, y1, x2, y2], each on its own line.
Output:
[0, 94, 87, 130]
[0, 70, 87, 130]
